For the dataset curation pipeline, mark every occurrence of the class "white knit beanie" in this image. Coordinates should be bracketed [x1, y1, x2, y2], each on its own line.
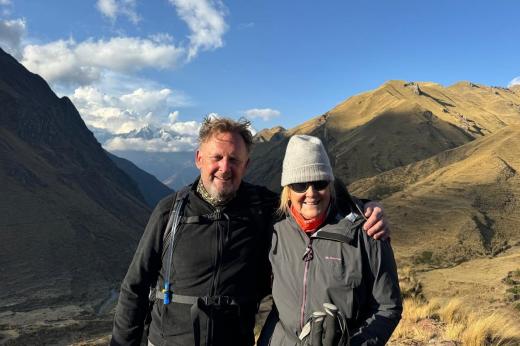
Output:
[281, 135, 334, 186]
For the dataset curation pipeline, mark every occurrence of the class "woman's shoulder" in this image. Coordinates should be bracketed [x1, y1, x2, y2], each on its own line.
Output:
[273, 215, 293, 231]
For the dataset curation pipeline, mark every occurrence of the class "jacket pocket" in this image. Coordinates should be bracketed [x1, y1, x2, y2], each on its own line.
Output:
[161, 302, 194, 337]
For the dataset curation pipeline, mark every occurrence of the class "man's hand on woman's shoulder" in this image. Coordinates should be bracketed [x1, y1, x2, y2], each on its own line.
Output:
[363, 201, 390, 240]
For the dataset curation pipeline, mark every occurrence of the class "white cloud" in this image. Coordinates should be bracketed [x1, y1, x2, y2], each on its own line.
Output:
[97, 0, 118, 18]
[243, 108, 281, 121]
[104, 136, 198, 152]
[0, 18, 26, 58]
[508, 77, 520, 88]
[8, 1, 228, 90]
[0, 0, 11, 5]
[96, 0, 140, 24]
[22, 39, 102, 86]
[21, 36, 184, 87]
[167, 120, 200, 136]
[71, 84, 189, 134]
[168, 0, 228, 60]
[72, 82, 201, 153]
[120, 88, 175, 114]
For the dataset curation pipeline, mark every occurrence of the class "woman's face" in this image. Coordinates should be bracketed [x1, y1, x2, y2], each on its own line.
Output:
[289, 181, 331, 219]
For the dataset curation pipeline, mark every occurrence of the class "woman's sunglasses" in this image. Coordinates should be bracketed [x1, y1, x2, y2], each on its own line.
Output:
[289, 180, 330, 193]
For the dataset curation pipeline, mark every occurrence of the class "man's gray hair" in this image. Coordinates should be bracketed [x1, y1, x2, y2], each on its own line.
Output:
[199, 116, 254, 153]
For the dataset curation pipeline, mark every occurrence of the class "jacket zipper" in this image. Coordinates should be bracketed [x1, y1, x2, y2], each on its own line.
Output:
[300, 240, 314, 329]
[208, 208, 225, 344]
[210, 208, 224, 296]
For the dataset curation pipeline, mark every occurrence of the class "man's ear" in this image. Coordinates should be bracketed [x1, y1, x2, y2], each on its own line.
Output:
[195, 149, 202, 169]
[245, 157, 250, 169]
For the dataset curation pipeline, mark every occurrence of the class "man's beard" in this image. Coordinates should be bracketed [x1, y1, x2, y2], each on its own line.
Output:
[197, 178, 237, 206]
[207, 185, 236, 204]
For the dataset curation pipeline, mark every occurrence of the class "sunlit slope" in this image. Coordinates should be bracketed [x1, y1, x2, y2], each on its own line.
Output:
[322, 80, 520, 135]
[248, 81, 520, 191]
[349, 125, 520, 266]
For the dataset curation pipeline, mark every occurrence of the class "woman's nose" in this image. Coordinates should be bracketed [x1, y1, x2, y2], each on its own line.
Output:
[306, 185, 319, 196]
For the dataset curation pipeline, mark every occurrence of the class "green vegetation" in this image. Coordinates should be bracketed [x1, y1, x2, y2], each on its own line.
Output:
[413, 250, 441, 266]
[503, 269, 520, 302]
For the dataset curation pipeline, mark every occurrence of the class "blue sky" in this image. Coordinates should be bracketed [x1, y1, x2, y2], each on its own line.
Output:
[0, 0, 519, 152]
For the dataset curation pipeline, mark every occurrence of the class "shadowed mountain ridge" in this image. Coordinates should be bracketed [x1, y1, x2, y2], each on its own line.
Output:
[0, 48, 151, 309]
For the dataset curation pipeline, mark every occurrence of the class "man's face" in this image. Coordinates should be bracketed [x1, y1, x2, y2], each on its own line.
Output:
[195, 131, 250, 201]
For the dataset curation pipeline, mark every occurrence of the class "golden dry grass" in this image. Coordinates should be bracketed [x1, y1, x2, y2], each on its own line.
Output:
[437, 298, 465, 325]
[391, 297, 520, 345]
[389, 266, 520, 345]
[461, 312, 520, 346]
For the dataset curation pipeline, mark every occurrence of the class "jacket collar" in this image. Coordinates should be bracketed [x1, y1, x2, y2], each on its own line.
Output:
[310, 206, 365, 244]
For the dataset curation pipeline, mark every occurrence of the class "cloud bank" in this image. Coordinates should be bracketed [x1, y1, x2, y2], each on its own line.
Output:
[71, 82, 200, 152]
[6, 0, 228, 90]
[21, 36, 184, 87]
[71, 84, 189, 134]
[1, 0, 230, 153]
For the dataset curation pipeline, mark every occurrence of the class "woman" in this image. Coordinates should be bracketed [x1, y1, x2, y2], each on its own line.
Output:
[260, 135, 402, 346]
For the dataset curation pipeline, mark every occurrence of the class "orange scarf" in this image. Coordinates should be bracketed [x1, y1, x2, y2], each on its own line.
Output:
[289, 204, 329, 234]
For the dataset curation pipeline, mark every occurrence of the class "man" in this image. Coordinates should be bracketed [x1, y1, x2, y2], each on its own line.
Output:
[111, 117, 389, 346]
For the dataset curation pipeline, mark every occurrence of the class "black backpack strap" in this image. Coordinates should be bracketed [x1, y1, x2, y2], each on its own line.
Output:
[161, 186, 191, 260]
[145, 186, 190, 337]
[160, 186, 190, 305]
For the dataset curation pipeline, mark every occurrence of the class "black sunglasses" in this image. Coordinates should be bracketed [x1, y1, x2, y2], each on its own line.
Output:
[289, 180, 330, 193]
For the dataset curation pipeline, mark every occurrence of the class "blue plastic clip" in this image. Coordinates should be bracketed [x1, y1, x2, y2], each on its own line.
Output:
[163, 282, 171, 305]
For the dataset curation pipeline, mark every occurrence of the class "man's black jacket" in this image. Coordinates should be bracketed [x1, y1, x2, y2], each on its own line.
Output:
[111, 179, 278, 346]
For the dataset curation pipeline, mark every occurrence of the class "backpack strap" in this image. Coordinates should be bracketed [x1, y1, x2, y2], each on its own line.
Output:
[161, 186, 191, 260]
[161, 186, 190, 304]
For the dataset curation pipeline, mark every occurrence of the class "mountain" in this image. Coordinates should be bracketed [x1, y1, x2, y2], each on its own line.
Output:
[0, 47, 151, 312]
[107, 151, 173, 208]
[247, 78, 520, 274]
[110, 150, 198, 190]
[245, 80, 520, 343]
[247, 80, 520, 192]
[90, 123, 200, 190]
[118, 124, 187, 142]
[349, 125, 520, 267]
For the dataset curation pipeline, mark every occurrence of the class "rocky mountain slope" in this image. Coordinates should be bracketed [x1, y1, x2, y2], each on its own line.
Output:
[109, 150, 198, 190]
[107, 151, 173, 208]
[0, 47, 151, 311]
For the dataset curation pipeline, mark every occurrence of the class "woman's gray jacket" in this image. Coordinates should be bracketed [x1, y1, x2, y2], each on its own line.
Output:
[264, 205, 402, 346]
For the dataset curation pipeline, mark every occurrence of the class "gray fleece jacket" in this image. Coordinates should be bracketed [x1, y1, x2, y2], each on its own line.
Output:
[263, 207, 402, 346]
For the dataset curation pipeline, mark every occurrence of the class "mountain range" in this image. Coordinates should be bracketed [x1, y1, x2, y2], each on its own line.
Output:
[246, 80, 520, 270]
[2, 43, 520, 343]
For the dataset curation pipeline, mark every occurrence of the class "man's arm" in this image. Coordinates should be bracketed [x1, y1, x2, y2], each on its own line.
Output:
[111, 196, 172, 345]
[363, 201, 390, 240]
[332, 180, 390, 240]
